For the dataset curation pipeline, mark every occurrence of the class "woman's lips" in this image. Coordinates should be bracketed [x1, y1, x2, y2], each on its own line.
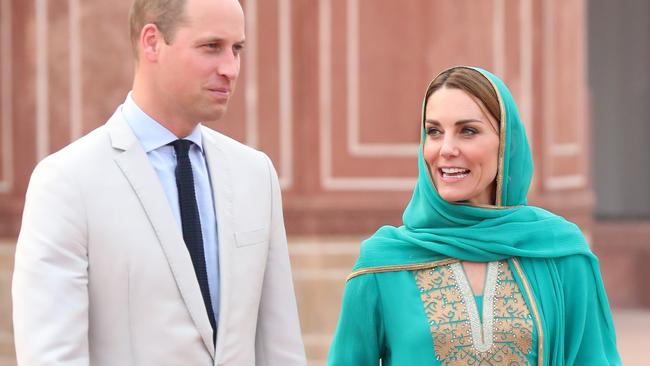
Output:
[439, 167, 470, 182]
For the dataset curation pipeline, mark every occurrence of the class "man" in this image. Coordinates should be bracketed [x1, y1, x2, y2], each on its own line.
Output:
[11, 0, 306, 364]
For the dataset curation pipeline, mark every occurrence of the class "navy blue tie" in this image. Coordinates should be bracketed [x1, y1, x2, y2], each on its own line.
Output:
[171, 139, 216, 342]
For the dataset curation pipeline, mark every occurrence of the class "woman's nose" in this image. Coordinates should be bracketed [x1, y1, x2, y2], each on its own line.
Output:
[439, 136, 460, 158]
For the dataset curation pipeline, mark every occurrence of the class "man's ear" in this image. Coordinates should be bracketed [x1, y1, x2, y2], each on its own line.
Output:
[139, 24, 163, 63]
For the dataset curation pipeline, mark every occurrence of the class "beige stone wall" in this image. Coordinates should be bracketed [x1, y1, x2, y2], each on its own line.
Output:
[289, 237, 358, 363]
[0, 242, 15, 366]
[0, 237, 358, 365]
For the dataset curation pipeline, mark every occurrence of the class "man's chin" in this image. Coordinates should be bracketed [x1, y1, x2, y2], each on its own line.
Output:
[200, 106, 228, 123]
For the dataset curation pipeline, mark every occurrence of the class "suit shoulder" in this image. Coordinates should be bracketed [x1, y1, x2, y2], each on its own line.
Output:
[37, 125, 111, 171]
[201, 126, 270, 163]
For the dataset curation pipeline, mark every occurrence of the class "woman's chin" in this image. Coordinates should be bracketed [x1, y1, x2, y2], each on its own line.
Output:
[439, 192, 467, 203]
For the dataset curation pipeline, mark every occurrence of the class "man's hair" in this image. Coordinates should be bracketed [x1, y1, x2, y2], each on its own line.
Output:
[129, 0, 188, 59]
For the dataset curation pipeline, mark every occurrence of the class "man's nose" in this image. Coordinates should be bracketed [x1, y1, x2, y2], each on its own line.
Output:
[218, 51, 240, 80]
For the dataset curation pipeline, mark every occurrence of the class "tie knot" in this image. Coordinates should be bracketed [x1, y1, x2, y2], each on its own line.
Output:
[171, 139, 193, 157]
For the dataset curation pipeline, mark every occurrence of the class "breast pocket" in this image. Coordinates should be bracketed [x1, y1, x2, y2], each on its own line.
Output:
[234, 227, 269, 247]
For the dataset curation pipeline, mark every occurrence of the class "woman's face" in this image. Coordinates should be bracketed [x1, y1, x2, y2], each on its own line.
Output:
[423, 86, 500, 205]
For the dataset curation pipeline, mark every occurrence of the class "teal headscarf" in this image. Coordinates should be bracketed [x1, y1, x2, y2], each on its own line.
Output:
[351, 66, 620, 365]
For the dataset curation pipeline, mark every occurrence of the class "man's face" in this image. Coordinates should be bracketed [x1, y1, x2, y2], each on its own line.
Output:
[155, 0, 245, 125]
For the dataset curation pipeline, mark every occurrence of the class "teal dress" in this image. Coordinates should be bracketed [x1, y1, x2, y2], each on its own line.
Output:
[327, 67, 621, 366]
[333, 259, 542, 365]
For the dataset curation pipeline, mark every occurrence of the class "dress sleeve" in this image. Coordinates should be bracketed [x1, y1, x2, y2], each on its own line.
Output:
[327, 273, 384, 366]
[559, 255, 621, 365]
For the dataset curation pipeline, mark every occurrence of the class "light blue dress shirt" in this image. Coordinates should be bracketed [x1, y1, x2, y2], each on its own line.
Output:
[121, 92, 220, 324]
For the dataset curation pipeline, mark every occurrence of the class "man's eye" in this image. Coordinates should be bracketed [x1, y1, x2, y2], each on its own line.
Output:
[233, 45, 244, 55]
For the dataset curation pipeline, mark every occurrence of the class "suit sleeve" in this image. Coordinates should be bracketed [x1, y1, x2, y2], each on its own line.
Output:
[327, 273, 383, 366]
[254, 156, 306, 365]
[559, 255, 621, 365]
[12, 157, 90, 365]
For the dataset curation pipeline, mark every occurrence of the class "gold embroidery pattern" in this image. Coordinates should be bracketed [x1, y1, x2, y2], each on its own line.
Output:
[415, 261, 533, 365]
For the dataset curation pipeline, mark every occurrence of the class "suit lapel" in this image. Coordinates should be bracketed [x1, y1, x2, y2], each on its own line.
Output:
[106, 113, 216, 357]
[201, 129, 235, 362]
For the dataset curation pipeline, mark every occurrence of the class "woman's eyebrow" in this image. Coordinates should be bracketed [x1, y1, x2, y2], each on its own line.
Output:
[424, 119, 483, 126]
[455, 119, 483, 125]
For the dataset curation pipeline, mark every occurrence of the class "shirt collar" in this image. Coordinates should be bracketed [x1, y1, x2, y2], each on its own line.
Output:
[121, 91, 203, 153]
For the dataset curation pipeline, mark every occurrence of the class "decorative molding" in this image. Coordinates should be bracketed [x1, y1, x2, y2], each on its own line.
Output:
[542, 0, 585, 191]
[244, 0, 293, 189]
[342, 0, 517, 158]
[520, 0, 534, 145]
[244, 0, 258, 150]
[69, 0, 82, 140]
[542, 0, 555, 191]
[346, 0, 418, 157]
[278, 0, 293, 189]
[292, 268, 351, 281]
[551, 143, 580, 156]
[574, 0, 588, 192]
[318, 0, 416, 190]
[545, 175, 586, 190]
[322, 176, 416, 191]
[36, 0, 49, 161]
[318, 0, 333, 189]
[493, 0, 506, 77]
[319, 0, 517, 191]
[289, 242, 360, 255]
[0, 0, 13, 192]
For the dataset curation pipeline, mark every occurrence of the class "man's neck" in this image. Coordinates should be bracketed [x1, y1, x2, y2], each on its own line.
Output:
[131, 87, 198, 138]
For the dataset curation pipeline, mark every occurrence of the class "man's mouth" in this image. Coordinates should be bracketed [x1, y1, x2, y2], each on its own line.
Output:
[207, 88, 230, 99]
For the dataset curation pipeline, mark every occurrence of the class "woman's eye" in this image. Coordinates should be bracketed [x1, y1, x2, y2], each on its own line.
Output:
[426, 127, 441, 136]
[461, 127, 478, 135]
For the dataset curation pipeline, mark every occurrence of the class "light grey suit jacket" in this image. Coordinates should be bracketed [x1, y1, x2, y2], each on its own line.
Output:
[12, 107, 306, 365]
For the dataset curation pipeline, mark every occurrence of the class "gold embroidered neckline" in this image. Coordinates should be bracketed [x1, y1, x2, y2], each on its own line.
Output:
[415, 260, 534, 365]
[449, 261, 499, 352]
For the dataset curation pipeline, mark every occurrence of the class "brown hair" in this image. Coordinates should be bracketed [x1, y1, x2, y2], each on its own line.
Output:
[129, 0, 188, 58]
[425, 67, 501, 126]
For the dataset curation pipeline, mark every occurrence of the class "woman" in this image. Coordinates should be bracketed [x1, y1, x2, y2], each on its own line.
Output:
[327, 66, 620, 365]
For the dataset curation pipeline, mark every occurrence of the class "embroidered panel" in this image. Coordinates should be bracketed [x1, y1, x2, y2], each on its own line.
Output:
[415, 261, 533, 365]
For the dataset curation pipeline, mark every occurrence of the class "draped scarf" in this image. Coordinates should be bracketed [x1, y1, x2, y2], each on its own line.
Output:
[351, 66, 619, 365]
